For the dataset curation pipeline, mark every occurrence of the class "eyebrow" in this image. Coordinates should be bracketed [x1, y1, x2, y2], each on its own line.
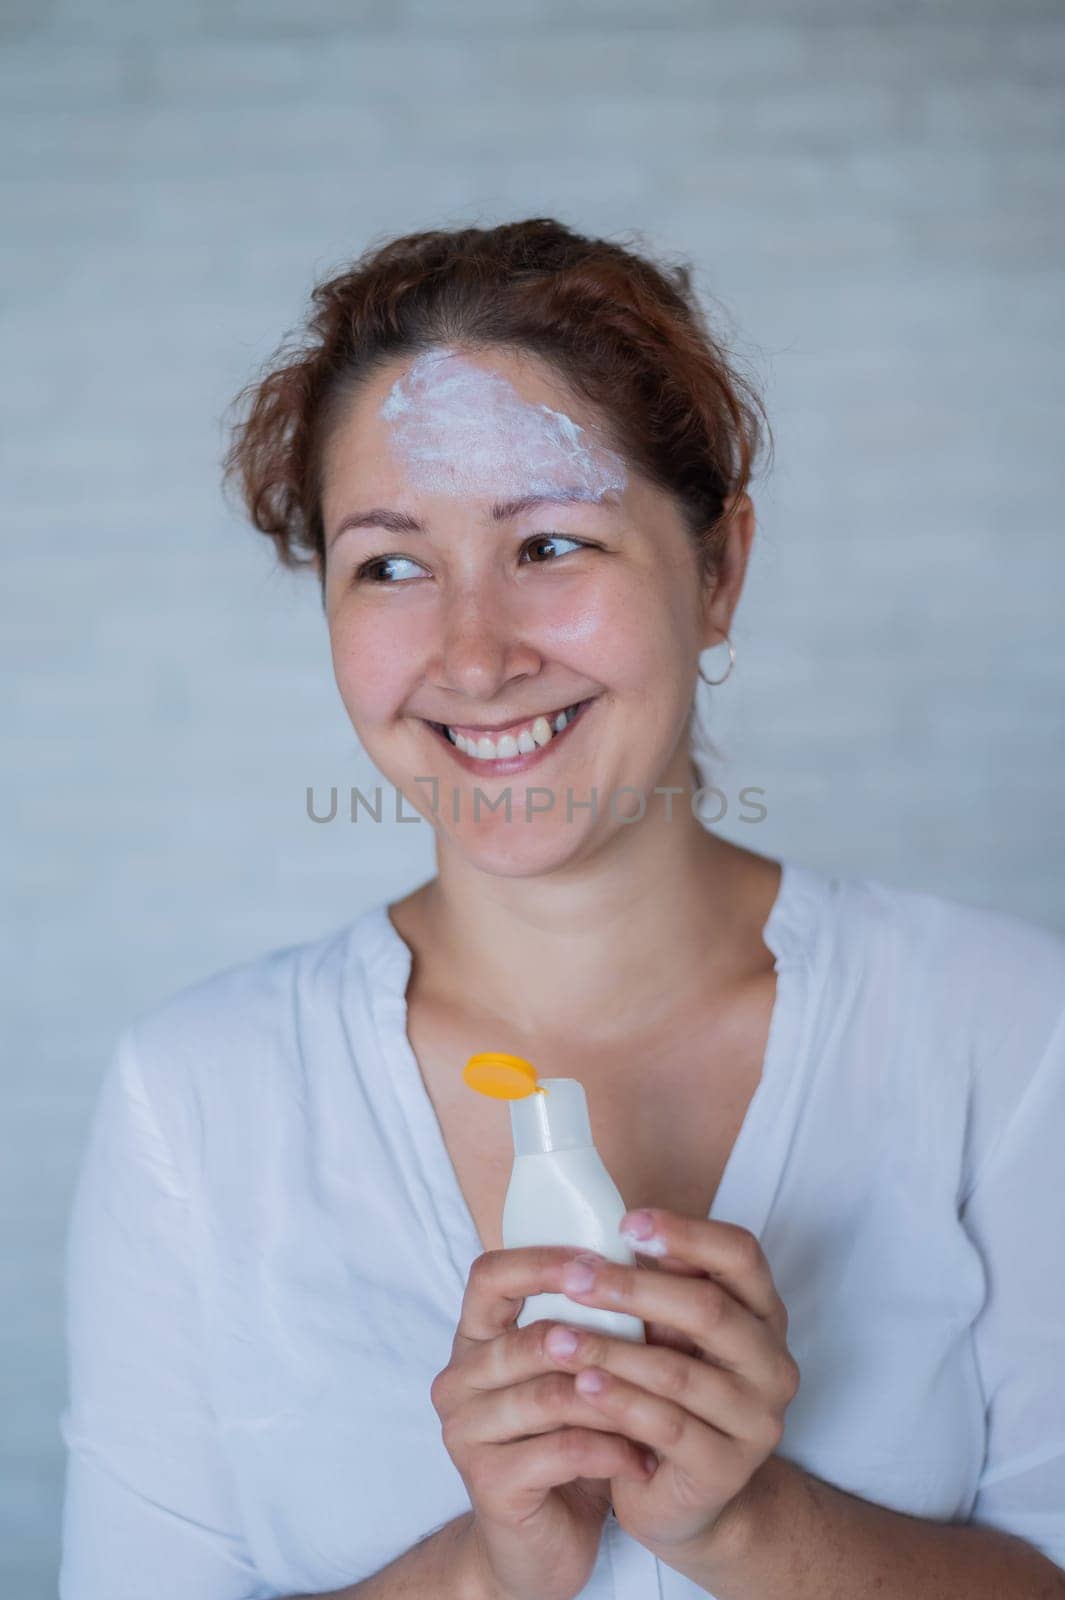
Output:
[326, 488, 620, 550]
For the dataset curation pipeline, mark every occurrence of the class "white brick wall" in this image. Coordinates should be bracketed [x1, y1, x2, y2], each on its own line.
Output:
[3, 3, 1063, 1591]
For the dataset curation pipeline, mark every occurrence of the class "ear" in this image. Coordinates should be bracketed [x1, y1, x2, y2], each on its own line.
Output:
[699, 491, 756, 651]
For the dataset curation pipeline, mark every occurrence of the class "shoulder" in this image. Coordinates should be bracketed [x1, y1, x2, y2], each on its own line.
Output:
[786, 855, 1065, 1004]
[113, 908, 383, 1173]
[825, 868, 1065, 1030]
[126, 918, 349, 1060]
[804, 863, 1065, 1191]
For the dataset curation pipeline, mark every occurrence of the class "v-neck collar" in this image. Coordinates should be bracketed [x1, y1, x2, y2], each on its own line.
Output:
[352, 857, 827, 1297]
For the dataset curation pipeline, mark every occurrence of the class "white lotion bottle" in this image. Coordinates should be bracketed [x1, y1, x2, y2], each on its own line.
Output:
[502, 1075, 646, 1342]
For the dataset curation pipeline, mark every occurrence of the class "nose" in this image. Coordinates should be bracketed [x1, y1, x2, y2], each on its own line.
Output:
[430, 577, 541, 702]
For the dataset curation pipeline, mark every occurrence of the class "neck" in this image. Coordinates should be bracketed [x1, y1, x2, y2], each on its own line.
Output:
[405, 770, 781, 1049]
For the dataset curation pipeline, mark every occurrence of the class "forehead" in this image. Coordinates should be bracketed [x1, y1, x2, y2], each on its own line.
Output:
[322, 345, 629, 509]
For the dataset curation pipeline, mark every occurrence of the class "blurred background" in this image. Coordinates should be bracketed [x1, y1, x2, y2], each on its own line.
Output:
[4, 0, 1064, 1592]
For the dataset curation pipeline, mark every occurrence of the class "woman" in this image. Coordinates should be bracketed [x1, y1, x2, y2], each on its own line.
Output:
[59, 219, 1065, 1599]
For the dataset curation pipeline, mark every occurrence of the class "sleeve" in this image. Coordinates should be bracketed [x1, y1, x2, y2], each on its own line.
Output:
[58, 1027, 277, 1599]
[959, 1000, 1065, 1573]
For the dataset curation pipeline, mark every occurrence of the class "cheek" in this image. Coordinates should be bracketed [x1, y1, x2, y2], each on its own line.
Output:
[328, 610, 413, 719]
[538, 570, 678, 685]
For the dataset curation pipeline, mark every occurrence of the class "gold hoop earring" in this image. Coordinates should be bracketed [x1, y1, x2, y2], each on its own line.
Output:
[698, 635, 735, 687]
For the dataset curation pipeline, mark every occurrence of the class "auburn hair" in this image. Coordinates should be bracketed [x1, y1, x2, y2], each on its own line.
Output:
[220, 217, 772, 611]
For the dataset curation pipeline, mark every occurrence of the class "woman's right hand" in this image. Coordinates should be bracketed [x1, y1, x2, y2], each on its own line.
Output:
[430, 1246, 654, 1600]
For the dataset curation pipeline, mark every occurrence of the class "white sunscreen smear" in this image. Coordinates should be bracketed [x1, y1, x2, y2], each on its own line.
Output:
[378, 345, 629, 502]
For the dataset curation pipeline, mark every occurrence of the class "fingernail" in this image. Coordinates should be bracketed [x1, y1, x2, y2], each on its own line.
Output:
[562, 1255, 598, 1292]
[546, 1326, 579, 1358]
[620, 1209, 654, 1240]
[626, 1234, 668, 1257]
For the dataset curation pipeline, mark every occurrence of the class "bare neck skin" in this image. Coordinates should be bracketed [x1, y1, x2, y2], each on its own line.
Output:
[393, 751, 781, 1053]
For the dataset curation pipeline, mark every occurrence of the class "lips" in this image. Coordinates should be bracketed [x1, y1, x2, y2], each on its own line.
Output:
[449, 705, 570, 738]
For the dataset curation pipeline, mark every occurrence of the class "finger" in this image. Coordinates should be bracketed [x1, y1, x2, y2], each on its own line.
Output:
[562, 1249, 786, 1386]
[636, 1251, 705, 1281]
[458, 1367, 652, 1454]
[621, 1210, 783, 1322]
[433, 1307, 615, 1421]
[473, 1427, 652, 1516]
[453, 1318, 597, 1403]
[546, 1322, 793, 1449]
[636, 1251, 708, 1358]
[455, 1246, 594, 1348]
[564, 1363, 779, 1489]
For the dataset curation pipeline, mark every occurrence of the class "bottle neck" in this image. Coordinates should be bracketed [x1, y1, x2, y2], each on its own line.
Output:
[509, 1078, 594, 1156]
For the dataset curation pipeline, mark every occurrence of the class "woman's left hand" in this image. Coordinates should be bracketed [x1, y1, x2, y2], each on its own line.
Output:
[546, 1207, 800, 1565]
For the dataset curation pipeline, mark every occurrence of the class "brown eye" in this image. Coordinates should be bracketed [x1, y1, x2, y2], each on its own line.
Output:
[522, 534, 587, 564]
[352, 554, 424, 584]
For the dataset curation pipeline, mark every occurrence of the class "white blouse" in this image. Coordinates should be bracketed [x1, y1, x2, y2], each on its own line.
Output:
[58, 859, 1065, 1598]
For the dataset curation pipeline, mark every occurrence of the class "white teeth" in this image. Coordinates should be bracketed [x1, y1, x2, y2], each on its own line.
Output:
[444, 701, 585, 761]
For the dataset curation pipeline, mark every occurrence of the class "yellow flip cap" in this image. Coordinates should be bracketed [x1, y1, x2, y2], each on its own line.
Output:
[463, 1052, 548, 1100]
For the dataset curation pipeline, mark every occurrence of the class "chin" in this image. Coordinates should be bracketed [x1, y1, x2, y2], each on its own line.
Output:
[437, 817, 602, 879]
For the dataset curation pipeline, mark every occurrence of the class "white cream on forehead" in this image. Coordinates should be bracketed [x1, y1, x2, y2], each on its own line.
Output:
[378, 346, 629, 502]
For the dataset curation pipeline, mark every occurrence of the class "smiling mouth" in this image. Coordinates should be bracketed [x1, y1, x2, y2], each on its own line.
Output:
[420, 696, 598, 767]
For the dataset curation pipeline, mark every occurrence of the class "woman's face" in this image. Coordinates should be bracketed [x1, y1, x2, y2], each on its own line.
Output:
[319, 343, 722, 876]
